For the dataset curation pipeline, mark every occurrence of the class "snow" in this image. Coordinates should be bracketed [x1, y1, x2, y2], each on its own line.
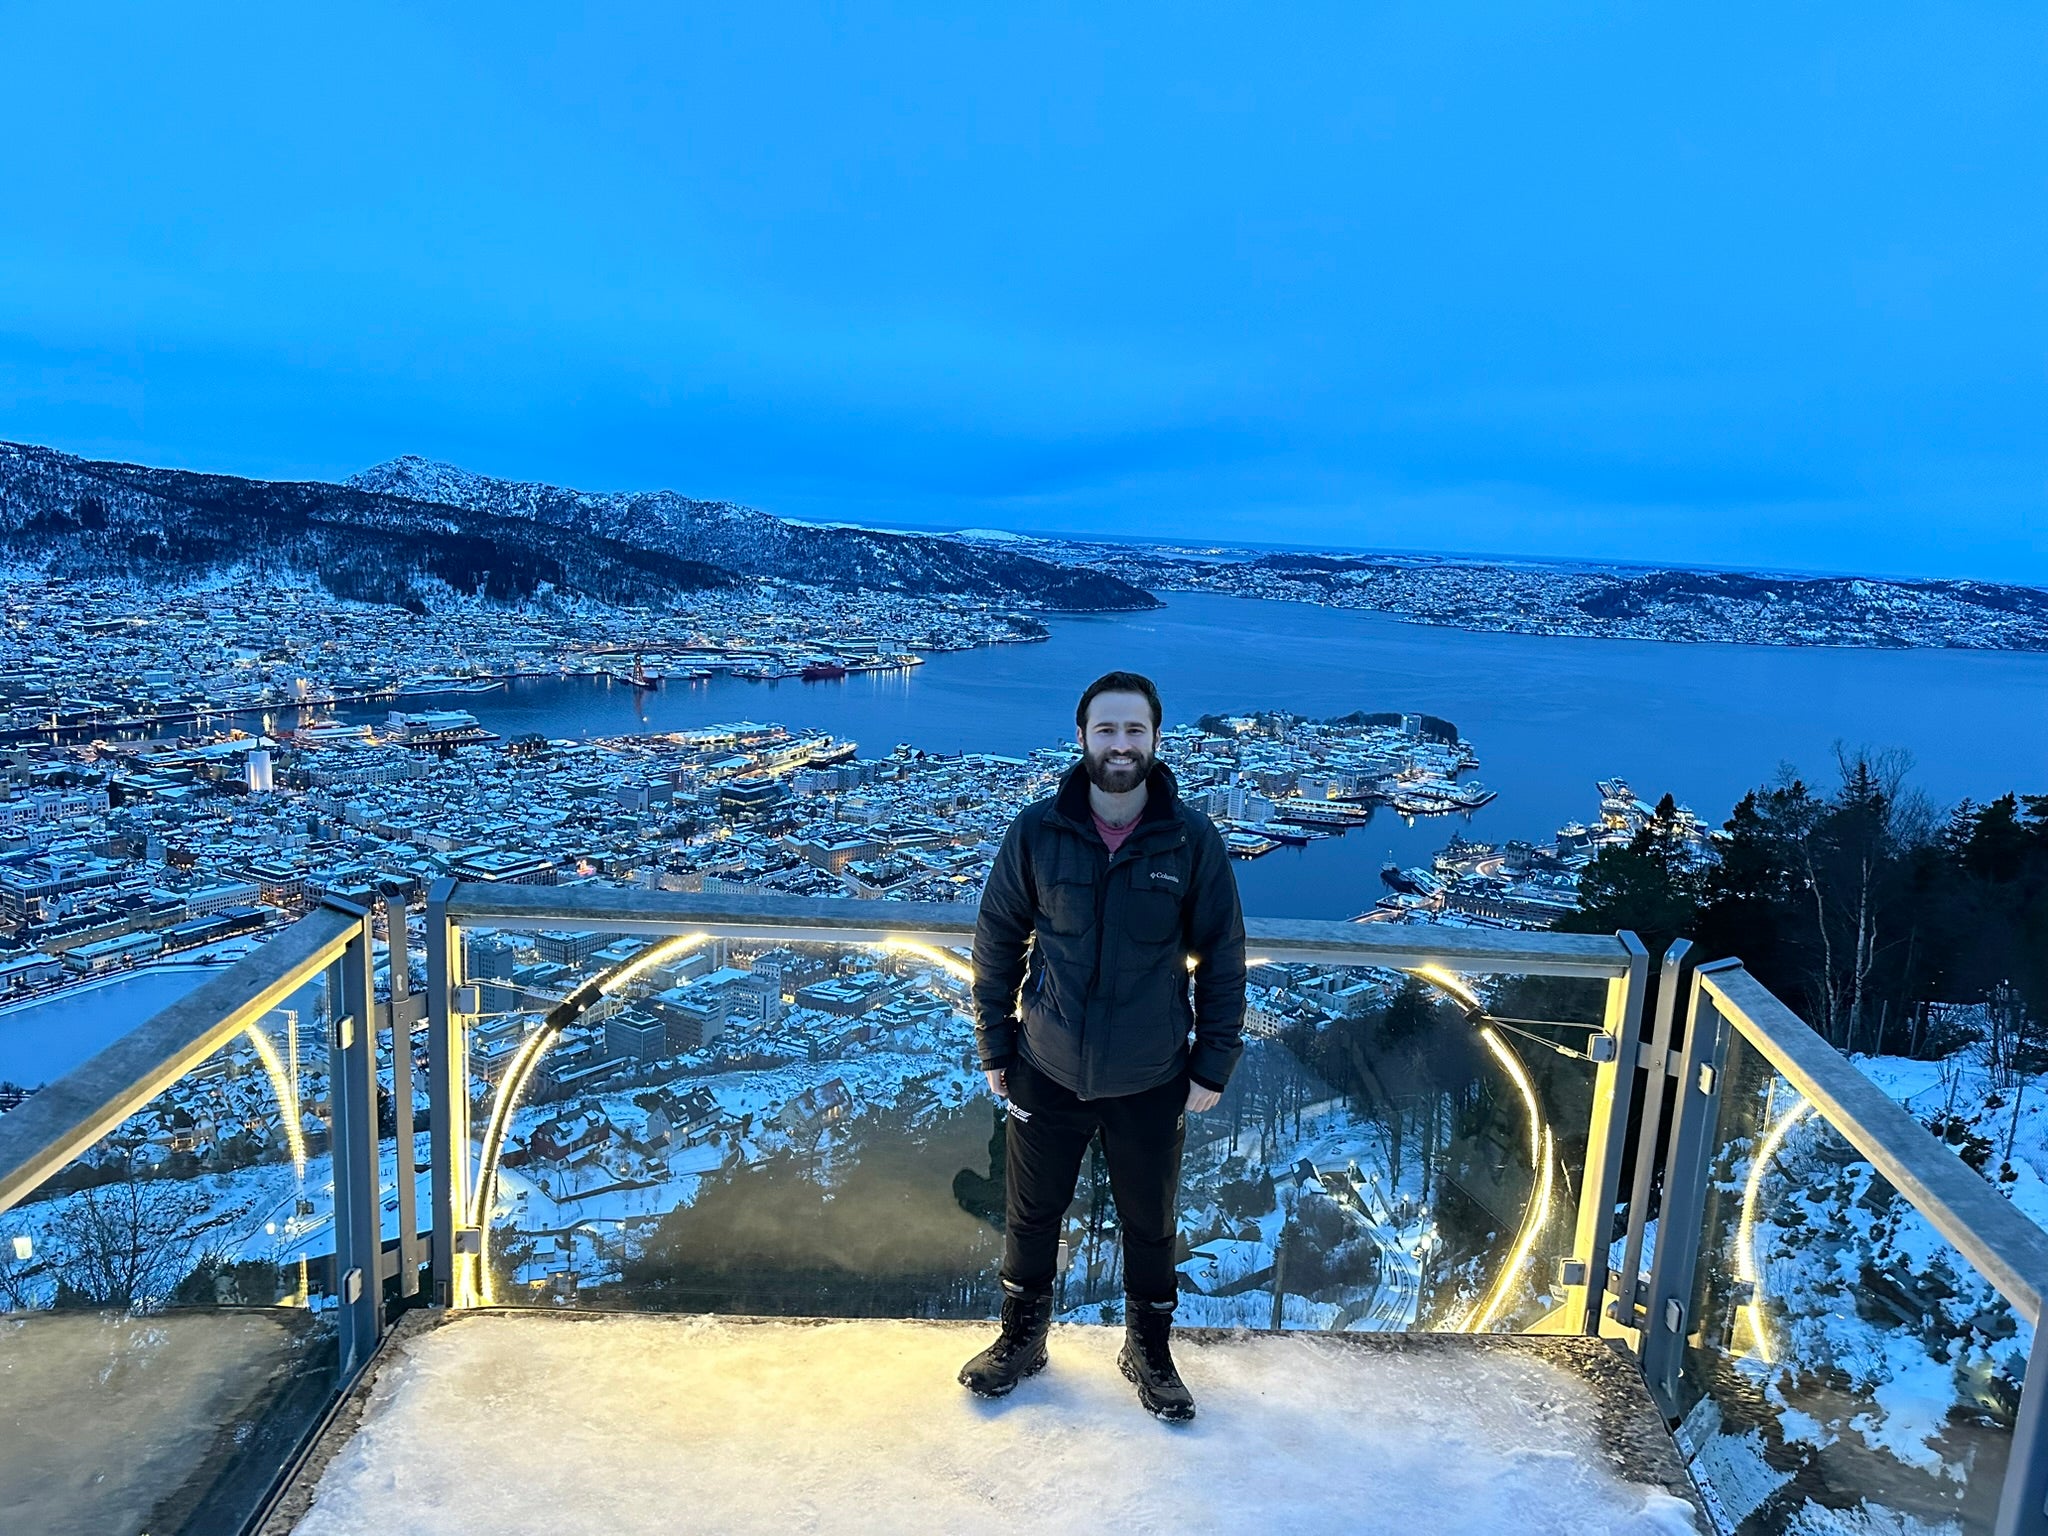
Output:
[291, 1314, 1696, 1536]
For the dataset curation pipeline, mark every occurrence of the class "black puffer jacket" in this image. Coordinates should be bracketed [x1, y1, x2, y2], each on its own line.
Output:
[972, 759, 1247, 1100]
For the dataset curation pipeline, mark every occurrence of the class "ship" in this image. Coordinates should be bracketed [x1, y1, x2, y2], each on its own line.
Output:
[801, 660, 848, 681]
[1391, 779, 1496, 815]
[1378, 863, 1443, 897]
[1243, 821, 1319, 846]
[614, 655, 663, 692]
[1223, 829, 1281, 858]
[1272, 798, 1374, 827]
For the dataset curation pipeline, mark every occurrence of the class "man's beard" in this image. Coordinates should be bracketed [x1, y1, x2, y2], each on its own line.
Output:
[1083, 743, 1153, 794]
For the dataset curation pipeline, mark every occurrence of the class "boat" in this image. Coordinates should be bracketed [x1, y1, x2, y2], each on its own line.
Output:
[1391, 779, 1493, 815]
[1379, 862, 1446, 897]
[801, 661, 848, 681]
[1244, 821, 1317, 846]
[399, 677, 506, 696]
[606, 654, 661, 690]
[1272, 798, 1373, 827]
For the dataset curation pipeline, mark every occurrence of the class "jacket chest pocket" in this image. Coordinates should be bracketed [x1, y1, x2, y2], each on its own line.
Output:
[1124, 887, 1182, 945]
[1040, 873, 1096, 937]
[1123, 855, 1187, 945]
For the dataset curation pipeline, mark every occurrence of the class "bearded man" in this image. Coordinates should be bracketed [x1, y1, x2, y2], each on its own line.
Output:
[960, 669, 1247, 1421]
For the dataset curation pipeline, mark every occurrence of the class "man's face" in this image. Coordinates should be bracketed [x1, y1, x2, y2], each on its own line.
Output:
[1079, 691, 1157, 793]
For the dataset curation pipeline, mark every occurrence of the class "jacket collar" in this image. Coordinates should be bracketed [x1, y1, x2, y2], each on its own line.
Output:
[1050, 757, 1181, 835]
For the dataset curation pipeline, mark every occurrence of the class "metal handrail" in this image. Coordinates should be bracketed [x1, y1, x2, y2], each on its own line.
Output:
[0, 903, 363, 1215]
[1701, 965, 2048, 1328]
[443, 883, 1643, 978]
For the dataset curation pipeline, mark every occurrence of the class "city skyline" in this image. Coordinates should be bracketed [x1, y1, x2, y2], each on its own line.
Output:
[1, 5, 2042, 584]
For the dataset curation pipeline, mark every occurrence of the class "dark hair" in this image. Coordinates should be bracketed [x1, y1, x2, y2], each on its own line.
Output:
[1075, 670, 1163, 733]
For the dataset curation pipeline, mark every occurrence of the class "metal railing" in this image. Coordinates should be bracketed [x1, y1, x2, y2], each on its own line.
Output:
[1635, 959, 2048, 1536]
[3, 885, 2045, 1531]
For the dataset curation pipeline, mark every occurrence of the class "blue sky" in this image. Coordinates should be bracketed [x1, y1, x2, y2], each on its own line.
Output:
[1, 4, 2042, 581]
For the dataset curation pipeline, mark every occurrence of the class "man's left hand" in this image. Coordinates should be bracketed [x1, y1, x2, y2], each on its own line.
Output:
[1185, 1082, 1221, 1113]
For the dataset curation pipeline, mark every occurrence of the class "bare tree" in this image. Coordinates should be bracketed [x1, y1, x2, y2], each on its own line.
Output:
[46, 1168, 210, 1310]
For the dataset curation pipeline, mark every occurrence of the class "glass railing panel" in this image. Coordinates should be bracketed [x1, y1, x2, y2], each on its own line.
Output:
[0, 968, 341, 1536]
[459, 925, 1604, 1335]
[1675, 1029, 2030, 1535]
[459, 925, 999, 1316]
[1192, 962, 1605, 1333]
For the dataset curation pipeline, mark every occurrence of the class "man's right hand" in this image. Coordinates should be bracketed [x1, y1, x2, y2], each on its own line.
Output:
[985, 1069, 1008, 1099]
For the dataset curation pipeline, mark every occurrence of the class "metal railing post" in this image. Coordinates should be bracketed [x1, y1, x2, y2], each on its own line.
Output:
[1608, 938, 1692, 1342]
[1567, 930, 1649, 1334]
[327, 895, 383, 1379]
[388, 893, 422, 1300]
[1639, 958, 1739, 1415]
[1994, 1320, 2048, 1535]
[426, 878, 470, 1307]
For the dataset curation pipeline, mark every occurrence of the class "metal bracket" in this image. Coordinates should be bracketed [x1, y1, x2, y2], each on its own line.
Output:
[1664, 1298, 1685, 1334]
[453, 984, 482, 1015]
[1557, 1257, 1589, 1288]
[453, 1225, 483, 1256]
[1696, 1063, 1717, 1095]
[376, 993, 428, 1030]
[1587, 1033, 1618, 1064]
[1605, 1297, 1649, 1329]
[342, 1267, 364, 1304]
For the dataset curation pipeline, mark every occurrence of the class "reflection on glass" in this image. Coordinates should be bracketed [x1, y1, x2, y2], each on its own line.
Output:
[0, 971, 342, 1536]
[462, 927, 1596, 1337]
[1678, 1032, 2030, 1535]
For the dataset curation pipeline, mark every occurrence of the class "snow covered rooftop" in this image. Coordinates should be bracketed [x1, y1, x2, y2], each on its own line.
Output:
[274, 1313, 1703, 1535]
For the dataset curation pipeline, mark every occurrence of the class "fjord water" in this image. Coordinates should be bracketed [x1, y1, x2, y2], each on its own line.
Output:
[341, 590, 2048, 920]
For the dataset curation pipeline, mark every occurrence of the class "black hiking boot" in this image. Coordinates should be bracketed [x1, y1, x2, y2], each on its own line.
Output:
[958, 1284, 1054, 1398]
[1118, 1299, 1196, 1422]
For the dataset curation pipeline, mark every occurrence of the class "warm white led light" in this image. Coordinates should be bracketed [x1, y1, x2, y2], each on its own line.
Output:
[1737, 1092, 1813, 1366]
[1410, 963, 1482, 1013]
[879, 936, 975, 984]
[244, 1022, 308, 1177]
[1459, 1026, 1555, 1333]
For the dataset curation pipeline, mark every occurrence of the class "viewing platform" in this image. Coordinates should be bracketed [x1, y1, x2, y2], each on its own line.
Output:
[2, 887, 2044, 1534]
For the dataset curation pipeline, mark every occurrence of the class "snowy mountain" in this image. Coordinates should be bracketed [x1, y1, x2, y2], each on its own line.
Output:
[0, 440, 736, 613]
[348, 456, 1156, 612]
[0, 441, 1158, 615]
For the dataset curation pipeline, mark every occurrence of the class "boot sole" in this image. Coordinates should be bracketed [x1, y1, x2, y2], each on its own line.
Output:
[1118, 1349, 1197, 1422]
[959, 1349, 1048, 1398]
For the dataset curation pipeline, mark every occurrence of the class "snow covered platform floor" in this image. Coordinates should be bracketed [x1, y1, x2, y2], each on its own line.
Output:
[270, 1311, 1706, 1536]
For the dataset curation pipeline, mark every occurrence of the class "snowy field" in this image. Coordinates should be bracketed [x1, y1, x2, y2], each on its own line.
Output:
[289, 1313, 1699, 1536]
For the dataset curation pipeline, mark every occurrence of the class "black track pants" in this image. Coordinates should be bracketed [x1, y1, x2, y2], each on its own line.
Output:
[1000, 1053, 1187, 1308]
